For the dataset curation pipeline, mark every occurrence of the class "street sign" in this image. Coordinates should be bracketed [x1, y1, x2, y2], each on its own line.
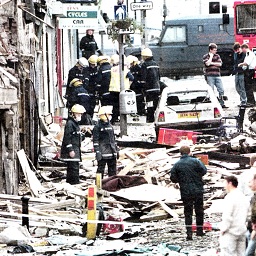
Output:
[130, 1, 153, 11]
[58, 17, 98, 29]
[114, 5, 127, 20]
[58, 5, 98, 29]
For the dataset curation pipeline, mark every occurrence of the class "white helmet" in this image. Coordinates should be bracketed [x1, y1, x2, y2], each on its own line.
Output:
[78, 57, 89, 67]
[141, 48, 153, 57]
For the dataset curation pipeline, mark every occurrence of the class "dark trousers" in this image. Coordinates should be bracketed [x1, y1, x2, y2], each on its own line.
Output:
[136, 94, 146, 115]
[109, 92, 120, 123]
[145, 92, 160, 123]
[97, 158, 117, 179]
[66, 161, 80, 185]
[244, 70, 256, 104]
[182, 194, 204, 235]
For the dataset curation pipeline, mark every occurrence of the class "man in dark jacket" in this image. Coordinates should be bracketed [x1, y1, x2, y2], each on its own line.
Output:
[65, 57, 90, 107]
[80, 29, 102, 59]
[96, 56, 112, 106]
[92, 106, 118, 179]
[85, 54, 98, 119]
[60, 104, 88, 185]
[140, 48, 161, 122]
[170, 146, 207, 240]
[127, 55, 145, 116]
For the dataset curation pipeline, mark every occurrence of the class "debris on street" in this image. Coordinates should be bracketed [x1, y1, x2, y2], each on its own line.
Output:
[1, 118, 256, 255]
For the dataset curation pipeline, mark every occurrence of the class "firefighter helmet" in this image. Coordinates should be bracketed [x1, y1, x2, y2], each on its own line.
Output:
[97, 55, 110, 64]
[141, 48, 153, 57]
[70, 78, 83, 87]
[71, 104, 86, 114]
[78, 57, 89, 67]
[88, 55, 98, 65]
[111, 54, 119, 65]
[98, 105, 113, 116]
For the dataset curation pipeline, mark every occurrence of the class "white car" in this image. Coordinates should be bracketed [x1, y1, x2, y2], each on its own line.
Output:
[154, 78, 225, 140]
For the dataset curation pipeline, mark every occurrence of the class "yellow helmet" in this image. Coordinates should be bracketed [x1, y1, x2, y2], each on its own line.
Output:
[88, 55, 98, 65]
[141, 48, 153, 57]
[70, 78, 83, 87]
[98, 105, 113, 116]
[111, 54, 119, 65]
[97, 55, 110, 64]
[71, 104, 86, 114]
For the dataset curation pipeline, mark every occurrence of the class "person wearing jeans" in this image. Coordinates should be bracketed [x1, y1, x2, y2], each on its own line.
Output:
[203, 43, 228, 108]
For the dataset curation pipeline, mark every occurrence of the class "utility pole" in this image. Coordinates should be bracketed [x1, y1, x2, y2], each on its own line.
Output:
[141, 9, 147, 47]
[118, 33, 127, 136]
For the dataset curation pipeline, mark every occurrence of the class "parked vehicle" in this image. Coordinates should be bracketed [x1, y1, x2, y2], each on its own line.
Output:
[154, 77, 224, 139]
[125, 15, 234, 78]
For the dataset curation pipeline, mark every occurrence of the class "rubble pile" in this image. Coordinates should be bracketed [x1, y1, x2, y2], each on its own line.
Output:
[0, 122, 256, 255]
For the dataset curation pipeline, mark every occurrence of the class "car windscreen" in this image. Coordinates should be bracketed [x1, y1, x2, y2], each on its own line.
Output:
[166, 90, 211, 105]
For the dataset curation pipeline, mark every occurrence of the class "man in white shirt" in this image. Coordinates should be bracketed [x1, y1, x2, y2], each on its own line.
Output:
[219, 175, 250, 256]
[238, 44, 256, 106]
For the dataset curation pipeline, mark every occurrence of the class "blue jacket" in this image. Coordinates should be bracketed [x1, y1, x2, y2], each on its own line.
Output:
[170, 154, 207, 199]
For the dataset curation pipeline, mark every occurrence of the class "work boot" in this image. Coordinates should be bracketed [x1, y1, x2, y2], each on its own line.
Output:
[196, 230, 205, 236]
[186, 234, 193, 240]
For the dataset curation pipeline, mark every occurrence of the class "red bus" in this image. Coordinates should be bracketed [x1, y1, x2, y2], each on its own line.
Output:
[234, 0, 256, 51]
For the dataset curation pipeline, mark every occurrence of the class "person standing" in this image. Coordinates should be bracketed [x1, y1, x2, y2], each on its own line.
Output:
[86, 54, 99, 120]
[65, 57, 90, 108]
[140, 48, 161, 123]
[127, 55, 145, 116]
[219, 175, 250, 256]
[203, 43, 228, 108]
[79, 29, 102, 59]
[109, 54, 133, 124]
[60, 104, 88, 185]
[170, 146, 207, 240]
[245, 173, 256, 256]
[238, 43, 256, 106]
[233, 42, 247, 107]
[92, 106, 118, 179]
[96, 56, 112, 107]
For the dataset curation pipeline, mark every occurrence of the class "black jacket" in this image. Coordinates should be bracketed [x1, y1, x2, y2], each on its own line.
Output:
[130, 63, 143, 94]
[233, 52, 246, 75]
[96, 62, 112, 95]
[86, 65, 98, 96]
[80, 35, 100, 59]
[67, 86, 90, 112]
[140, 57, 161, 94]
[67, 65, 90, 86]
[170, 154, 207, 199]
[92, 120, 117, 159]
[60, 117, 85, 162]
[66, 65, 90, 100]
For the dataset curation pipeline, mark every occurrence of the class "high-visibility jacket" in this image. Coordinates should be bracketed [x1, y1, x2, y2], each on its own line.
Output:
[109, 65, 132, 92]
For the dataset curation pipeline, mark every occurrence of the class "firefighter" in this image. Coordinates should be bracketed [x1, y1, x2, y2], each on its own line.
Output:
[127, 55, 145, 116]
[109, 54, 133, 124]
[60, 104, 90, 184]
[65, 57, 90, 106]
[140, 48, 161, 123]
[96, 55, 112, 107]
[85, 54, 99, 119]
[79, 29, 103, 59]
[92, 106, 118, 179]
[66, 78, 92, 125]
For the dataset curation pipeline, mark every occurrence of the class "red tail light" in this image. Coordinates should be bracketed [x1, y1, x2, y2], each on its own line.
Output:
[158, 111, 165, 122]
[214, 108, 221, 118]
